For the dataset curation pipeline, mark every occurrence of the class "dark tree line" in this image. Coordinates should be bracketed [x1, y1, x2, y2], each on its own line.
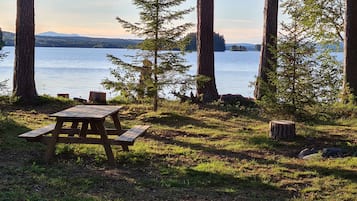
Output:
[185, 32, 226, 51]
[3, 31, 141, 49]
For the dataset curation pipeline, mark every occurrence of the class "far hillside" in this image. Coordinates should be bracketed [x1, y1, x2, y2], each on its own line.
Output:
[2, 31, 142, 49]
[3, 31, 263, 51]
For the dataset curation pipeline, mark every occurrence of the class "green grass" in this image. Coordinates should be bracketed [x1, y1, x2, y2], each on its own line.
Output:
[0, 97, 356, 200]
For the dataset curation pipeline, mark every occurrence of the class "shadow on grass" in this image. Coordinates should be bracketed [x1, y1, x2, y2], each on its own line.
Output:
[145, 131, 357, 184]
[0, 115, 46, 172]
[146, 132, 279, 165]
[0, 115, 35, 149]
[142, 112, 215, 129]
[203, 103, 269, 121]
[0, 95, 75, 115]
[139, 165, 292, 201]
[1, 154, 290, 201]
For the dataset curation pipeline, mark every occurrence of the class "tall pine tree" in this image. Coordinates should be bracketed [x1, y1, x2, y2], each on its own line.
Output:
[13, 0, 38, 103]
[196, 0, 219, 102]
[102, 0, 194, 111]
[344, 0, 357, 99]
[254, 0, 278, 100]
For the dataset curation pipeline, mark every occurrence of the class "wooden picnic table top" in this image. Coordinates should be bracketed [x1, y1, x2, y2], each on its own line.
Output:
[50, 105, 123, 120]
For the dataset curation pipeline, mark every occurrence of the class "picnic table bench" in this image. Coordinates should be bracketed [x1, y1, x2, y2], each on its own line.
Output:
[18, 105, 150, 165]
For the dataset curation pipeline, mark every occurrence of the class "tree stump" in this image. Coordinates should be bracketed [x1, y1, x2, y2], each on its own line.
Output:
[57, 93, 69, 98]
[89, 91, 106, 104]
[269, 120, 296, 140]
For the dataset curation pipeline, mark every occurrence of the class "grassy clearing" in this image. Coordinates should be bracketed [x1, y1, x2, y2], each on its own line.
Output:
[0, 97, 356, 201]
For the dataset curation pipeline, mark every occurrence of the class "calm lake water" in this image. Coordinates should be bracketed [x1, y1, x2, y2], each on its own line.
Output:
[0, 46, 314, 99]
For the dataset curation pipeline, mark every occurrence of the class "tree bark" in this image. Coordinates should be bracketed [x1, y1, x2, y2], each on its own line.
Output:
[13, 0, 38, 103]
[254, 0, 278, 100]
[269, 120, 296, 140]
[196, 0, 219, 103]
[344, 0, 357, 97]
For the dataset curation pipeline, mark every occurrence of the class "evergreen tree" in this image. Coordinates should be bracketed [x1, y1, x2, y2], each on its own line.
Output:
[313, 49, 342, 105]
[281, 0, 344, 45]
[102, 0, 194, 111]
[261, 2, 343, 119]
[281, 0, 347, 99]
[270, 19, 316, 118]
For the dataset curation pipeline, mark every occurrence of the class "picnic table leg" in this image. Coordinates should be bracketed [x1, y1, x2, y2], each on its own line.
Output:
[90, 122, 98, 133]
[122, 145, 130, 152]
[79, 120, 89, 138]
[69, 121, 79, 137]
[44, 119, 64, 163]
[110, 112, 127, 151]
[94, 120, 115, 166]
[110, 112, 122, 131]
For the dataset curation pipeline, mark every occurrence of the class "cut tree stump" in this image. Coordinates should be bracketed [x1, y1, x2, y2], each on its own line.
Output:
[57, 93, 69, 98]
[269, 120, 296, 140]
[89, 91, 106, 104]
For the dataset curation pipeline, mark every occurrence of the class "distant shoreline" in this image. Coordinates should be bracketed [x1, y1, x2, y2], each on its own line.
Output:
[2, 31, 260, 51]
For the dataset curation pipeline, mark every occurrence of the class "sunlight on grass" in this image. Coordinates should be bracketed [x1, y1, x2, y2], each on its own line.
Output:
[1, 98, 356, 200]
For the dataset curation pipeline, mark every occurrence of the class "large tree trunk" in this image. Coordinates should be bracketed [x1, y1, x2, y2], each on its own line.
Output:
[254, 0, 278, 100]
[13, 0, 38, 103]
[344, 0, 357, 97]
[196, 0, 219, 103]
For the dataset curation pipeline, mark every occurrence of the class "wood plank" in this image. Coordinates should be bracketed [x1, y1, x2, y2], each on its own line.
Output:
[41, 136, 133, 145]
[18, 123, 56, 138]
[46, 128, 125, 135]
[115, 125, 150, 143]
[50, 105, 122, 119]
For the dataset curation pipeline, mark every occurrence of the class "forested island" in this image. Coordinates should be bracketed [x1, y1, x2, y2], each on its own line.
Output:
[184, 32, 226, 51]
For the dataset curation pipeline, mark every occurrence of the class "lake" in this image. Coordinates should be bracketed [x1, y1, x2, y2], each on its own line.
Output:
[0, 46, 264, 99]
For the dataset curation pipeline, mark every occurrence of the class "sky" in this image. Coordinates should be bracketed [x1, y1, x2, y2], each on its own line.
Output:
[0, 0, 266, 43]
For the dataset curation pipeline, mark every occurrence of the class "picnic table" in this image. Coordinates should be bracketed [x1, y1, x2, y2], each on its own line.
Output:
[18, 105, 150, 165]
